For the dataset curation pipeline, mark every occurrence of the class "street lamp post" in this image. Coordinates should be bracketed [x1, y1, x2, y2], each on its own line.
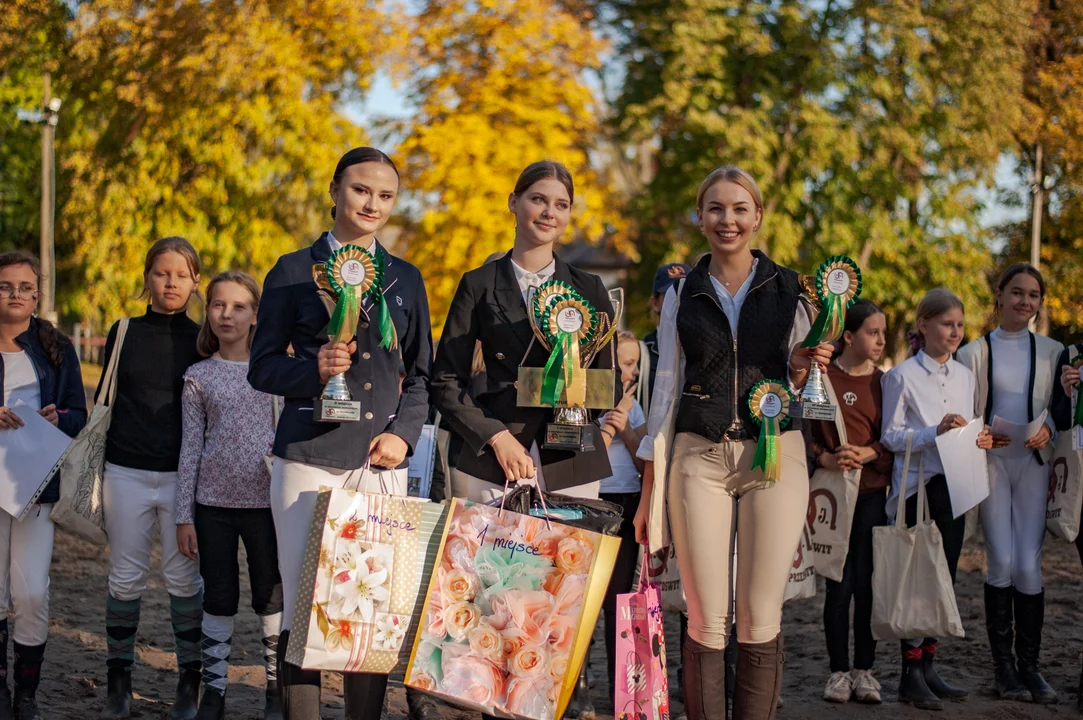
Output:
[16, 73, 61, 323]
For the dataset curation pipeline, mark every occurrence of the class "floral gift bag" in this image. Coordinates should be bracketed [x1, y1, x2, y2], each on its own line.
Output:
[285, 487, 448, 672]
[404, 499, 620, 720]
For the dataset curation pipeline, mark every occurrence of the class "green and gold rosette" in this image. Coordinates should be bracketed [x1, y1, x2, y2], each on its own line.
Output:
[1073, 354, 1083, 429]
[748, 380, 794, 485]
[801, 256, 863, 347]
[312, 246, 398, 350]
[531, 280, 597, 407]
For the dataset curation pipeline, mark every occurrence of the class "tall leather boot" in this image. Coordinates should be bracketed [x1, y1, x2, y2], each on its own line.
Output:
[343, 672, 389, 720]
[405, 686, 439, 720]
[731, 635, 784, 720]
[897, 646, 941, 711]
[1014, 590, 1058, 704]
[984, 583, 1028, 700]
[683, 632, 726, 720]
[921, 641, 967, 700]
[276, 631, 321, 720]
[563, 657, 595, 719]
[12, 643, 44, 720]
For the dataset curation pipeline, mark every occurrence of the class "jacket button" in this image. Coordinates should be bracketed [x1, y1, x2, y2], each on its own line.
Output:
[514, 381, 519, 389]
[362, 352, 371, 360]
[364, 412, 373, 420]
[496, 352, 505, 360]
[360, 322, 369, 329]
[364, 383, 372, 390]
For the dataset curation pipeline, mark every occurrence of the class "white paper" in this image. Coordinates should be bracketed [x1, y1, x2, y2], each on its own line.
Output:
[407, 423, 438, 499]
[0, 401, 73, 519]
[991, 410, 1049, 450]
[934, 418, 990, 518]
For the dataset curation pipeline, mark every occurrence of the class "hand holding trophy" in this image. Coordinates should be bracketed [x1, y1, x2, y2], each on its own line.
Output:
[795, 256, 862, 421]
[515, 279, 624, 451]
[311, 245, 397, 422]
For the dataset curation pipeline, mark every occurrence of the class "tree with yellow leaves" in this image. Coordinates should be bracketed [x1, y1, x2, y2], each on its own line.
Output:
[41, 0, 392, 328]
[396, 0, 617, 335]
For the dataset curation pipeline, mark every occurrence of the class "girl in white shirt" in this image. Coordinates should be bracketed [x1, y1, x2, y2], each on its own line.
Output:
[880, 288, 993, 711]
[956, 263, 1061, 705]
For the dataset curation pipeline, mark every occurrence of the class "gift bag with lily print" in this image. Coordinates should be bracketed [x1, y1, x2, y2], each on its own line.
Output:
[614, 550, 670, 720]
[404, 499, 620, 720]
[285, 487, 448, 672]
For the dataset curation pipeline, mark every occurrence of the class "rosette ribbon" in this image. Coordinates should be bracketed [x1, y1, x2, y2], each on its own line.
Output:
[317, 246, 398, 350]
[533, 284, 596, 407]
[801, 256, 862, 348]
[1073, 355, 1083, 429]
[748, 380, 794, 486]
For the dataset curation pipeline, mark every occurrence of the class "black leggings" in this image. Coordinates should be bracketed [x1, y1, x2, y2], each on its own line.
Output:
[900, 474, 965, 651]
[194, 504, 282, 616]
[823, 490, 887, 672]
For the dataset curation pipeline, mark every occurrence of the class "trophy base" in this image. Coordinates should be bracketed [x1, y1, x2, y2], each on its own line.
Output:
[313, 398, 362, 423]
[793, 401, 837, 421]
[544, 423, 596, 452]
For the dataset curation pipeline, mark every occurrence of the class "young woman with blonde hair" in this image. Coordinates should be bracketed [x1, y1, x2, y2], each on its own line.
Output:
[632, 165, 833, 719]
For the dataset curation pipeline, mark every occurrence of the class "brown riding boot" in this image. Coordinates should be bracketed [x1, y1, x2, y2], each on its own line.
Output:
[732, 634, 785, 720]
[683, 632, 727, 720]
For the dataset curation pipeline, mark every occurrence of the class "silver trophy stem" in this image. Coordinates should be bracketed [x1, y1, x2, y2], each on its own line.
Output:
[322, 372, 352, 401]
[802, 362, 829, 404]
[554, 405, 591, 425]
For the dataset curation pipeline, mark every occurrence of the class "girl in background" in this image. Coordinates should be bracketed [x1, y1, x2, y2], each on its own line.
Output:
[880, 288, 994, 712]
[811, 300, 891, 705]
[175, 272, 282, 719]
[98, 237, 205, 720]
[599, 330, 648, 700]
[957, 263, 1062, 705]
[0, 251, 87, 720]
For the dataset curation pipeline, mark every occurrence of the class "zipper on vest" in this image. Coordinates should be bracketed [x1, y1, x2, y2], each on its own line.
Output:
[724, 271, 776, 436]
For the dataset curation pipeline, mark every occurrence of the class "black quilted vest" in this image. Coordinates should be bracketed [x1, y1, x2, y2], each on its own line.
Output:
[675, 252, 802, 442]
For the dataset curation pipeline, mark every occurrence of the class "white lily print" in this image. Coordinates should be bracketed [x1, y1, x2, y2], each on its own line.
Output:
[373, 615, 407, 650]
[333, 550, 390, 621]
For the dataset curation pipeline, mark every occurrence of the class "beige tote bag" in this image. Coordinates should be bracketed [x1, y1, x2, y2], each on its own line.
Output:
[1046, 428, 1083, 542]
[783, 524, 817, 603]
[52, 318, 130, 546]
[807, 375, 862, 582]
[870, 430, 964, 641]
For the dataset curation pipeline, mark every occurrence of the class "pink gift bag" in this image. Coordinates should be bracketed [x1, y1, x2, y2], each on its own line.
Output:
[615, 550, 670, 720]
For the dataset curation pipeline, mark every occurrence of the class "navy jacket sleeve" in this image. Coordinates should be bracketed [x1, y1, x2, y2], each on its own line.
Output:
[56, 341, 88, 438]
[430, 274, 510, 455]
[386, 265, 434, 452]
[248, 258, 324, 400]
[1051, 345, 1075, 432]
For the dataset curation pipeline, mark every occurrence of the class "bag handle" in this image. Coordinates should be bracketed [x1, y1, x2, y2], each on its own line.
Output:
[97, 318, 130, 408]
[821, 373, 849, 446]
[894, 429, 930, 528]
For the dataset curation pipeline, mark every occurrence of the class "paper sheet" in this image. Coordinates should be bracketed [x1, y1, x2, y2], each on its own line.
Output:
[407, 423, 438, 499]
[0, 400, 73, 519]
[934, 418, 990, 518]
[991, 410, 1049, 450]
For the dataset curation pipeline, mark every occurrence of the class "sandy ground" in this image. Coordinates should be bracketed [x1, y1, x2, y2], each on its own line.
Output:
[26, 525, 1083, 719]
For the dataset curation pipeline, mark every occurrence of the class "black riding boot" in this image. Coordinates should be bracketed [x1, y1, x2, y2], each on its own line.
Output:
[984, 583, 1028, 700]
[1014, 590, 1058, 704]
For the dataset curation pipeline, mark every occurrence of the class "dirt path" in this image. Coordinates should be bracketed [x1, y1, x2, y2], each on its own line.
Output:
[34, 523, 1083, 719]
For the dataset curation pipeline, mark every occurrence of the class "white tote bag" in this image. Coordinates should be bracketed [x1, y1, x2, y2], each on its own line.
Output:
[870, 431, 964, 641]
[1046, 429, 1083, 542]
[784, 524, 817, 603]
[52, 318, 130, 546]
[807, 375, 862, 582]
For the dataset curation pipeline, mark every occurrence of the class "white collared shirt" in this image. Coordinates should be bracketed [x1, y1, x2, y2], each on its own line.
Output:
[880, 350, 978, 518]
[327, 231, 377, 255]
[636, 262, 813, 461]
[511, 258, 556, 307]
